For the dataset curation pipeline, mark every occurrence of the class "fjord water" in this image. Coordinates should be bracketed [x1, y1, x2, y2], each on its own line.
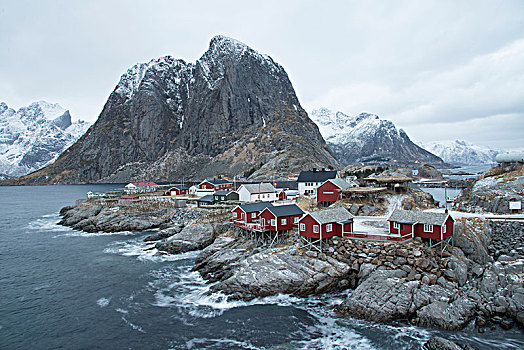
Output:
[1, 185, 523, 349]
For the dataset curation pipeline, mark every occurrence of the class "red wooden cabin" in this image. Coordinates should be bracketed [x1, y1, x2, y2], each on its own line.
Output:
[387, 209, 454, 240]
[316, 178, 352, 205]
[259, 204, 304, 232]
[198, 179, 233, 191]
[167, 184, 189, 196]
[231, 202, 274, 231]
[298, 206, 354, 239]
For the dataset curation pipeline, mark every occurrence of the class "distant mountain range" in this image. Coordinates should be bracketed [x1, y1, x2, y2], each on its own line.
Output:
[420, 140, 498, 166]
[0, 101, 90, 179]
[5, 36, 338, 185]
[310, 108, 443, 167]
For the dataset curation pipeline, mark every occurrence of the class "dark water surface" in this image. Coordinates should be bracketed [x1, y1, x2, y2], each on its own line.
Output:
[1, 185, 523, 349]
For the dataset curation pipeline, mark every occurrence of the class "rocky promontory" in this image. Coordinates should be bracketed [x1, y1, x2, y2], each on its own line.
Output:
[189, 216, 524, 333]
[58, 203, 201, 233]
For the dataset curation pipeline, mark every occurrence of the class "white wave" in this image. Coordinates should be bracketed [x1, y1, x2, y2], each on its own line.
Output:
[185, 337, 261, 350]
[27, 214, 71, 233]
[120, 315, 145, 333]
[96, 297, 110, 308]
[54, 230, 135, 238]
[115, 308, 129, 314]
[103, 237, 200, 263]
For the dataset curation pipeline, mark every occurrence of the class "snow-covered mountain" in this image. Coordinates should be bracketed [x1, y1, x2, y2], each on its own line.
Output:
[310, 108, 443, 166]
[0, 101, 90, 179]
[420, 140, 498, 166]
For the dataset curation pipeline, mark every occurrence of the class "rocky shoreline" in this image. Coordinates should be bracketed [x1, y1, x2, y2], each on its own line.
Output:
[58, 203, 524, 338]
[58, 203, 202, 233]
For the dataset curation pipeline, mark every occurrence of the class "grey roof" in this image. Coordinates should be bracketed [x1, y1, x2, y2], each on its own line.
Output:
[237, 201, 274, 213]
[203, 179, 232, 185]
[325, 178, 352, 189]
[265, 204, 304, 217]
[297, 170, 337, 183]
[214, 190, 232, 196]
[241, 183, 276, 194]
[388, 209, 450, 226]
[308, 206, 353, 224]
[197, 195, 214, 202]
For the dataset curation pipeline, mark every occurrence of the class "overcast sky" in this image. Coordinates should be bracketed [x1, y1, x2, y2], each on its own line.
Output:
[1, 0, 523, 150]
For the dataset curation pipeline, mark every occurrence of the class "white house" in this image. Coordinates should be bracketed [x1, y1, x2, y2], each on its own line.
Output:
[297, 169, 338, 196]
[189, 185, 198, 195]
[237, 183, 278, 202]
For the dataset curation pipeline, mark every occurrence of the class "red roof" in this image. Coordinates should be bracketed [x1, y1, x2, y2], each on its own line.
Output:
[133, 182, 158, 187]
[120, 195, 139, 199]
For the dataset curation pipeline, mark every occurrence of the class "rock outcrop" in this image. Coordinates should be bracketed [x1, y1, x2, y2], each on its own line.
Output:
[456, 164, 524, 214]
[417, 164, 444, 179]
[6, 36, 338, 185]
[58, 204, 201, 233]
[155, 223, 216, 254]
[193, 235, 351, 300]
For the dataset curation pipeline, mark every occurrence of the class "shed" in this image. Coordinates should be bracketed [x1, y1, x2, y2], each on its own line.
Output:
[387, 209, 454, 240]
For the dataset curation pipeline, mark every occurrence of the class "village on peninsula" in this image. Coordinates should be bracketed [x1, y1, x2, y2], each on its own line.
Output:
[58, 154, 524, 338]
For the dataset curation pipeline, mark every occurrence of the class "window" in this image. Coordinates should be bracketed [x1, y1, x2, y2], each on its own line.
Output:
[234, 212, 237, 218]
[281, 218, 287, 225]
[251, 212, 256, 218]
[443, 225, 447, 233]
[221, 196, 225, 200]
[323, 192, 333, 195]
[300, 223, 305, 231]
[271, 219, 276, 226]
[393, 222, 400, 229]
[294, 217, 299, 223]
[326, 224, 332, 232]
[313, 225, 319, 233]
[424, 224, 433, 232]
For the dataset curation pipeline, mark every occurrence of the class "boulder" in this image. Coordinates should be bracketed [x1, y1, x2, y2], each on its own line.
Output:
[423, 337, 464, 350]
[349, 203, 359, 215]
[417, 164, 444, 179]
[156, 223, 215, 254]
[417, 297, 476, 330]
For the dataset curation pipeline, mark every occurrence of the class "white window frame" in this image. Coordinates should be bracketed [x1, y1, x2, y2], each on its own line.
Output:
[393, 222, 400, 229]
[294, 217, 299, 223]
[281, 218, 286, 225]
[326, 223, 332, 232]
[234, 212, 237, 218]
[300, 223, 305, 231]
[251, 212, 256, 218]
[424, 224, 433, 232]
[323, 191, 334, 195]
[443, 225, 447, 233]
[313, 225, 319, 233]
[271, 219, 276, 226]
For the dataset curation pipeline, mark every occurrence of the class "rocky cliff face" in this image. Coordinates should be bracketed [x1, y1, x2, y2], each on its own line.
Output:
[310, 108, 443, 167]
[0, 101, 90, 179]
[8, 36, 338, 185]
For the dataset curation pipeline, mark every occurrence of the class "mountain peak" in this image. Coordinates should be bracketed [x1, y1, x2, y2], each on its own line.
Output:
[311, 107, 443, 166]
[0, 101, 90, 178]
[10, 37, 337, 184]
[115, 56, 189, 98]
[208, 35, 250, 55]
[420, 139, 498, 165]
